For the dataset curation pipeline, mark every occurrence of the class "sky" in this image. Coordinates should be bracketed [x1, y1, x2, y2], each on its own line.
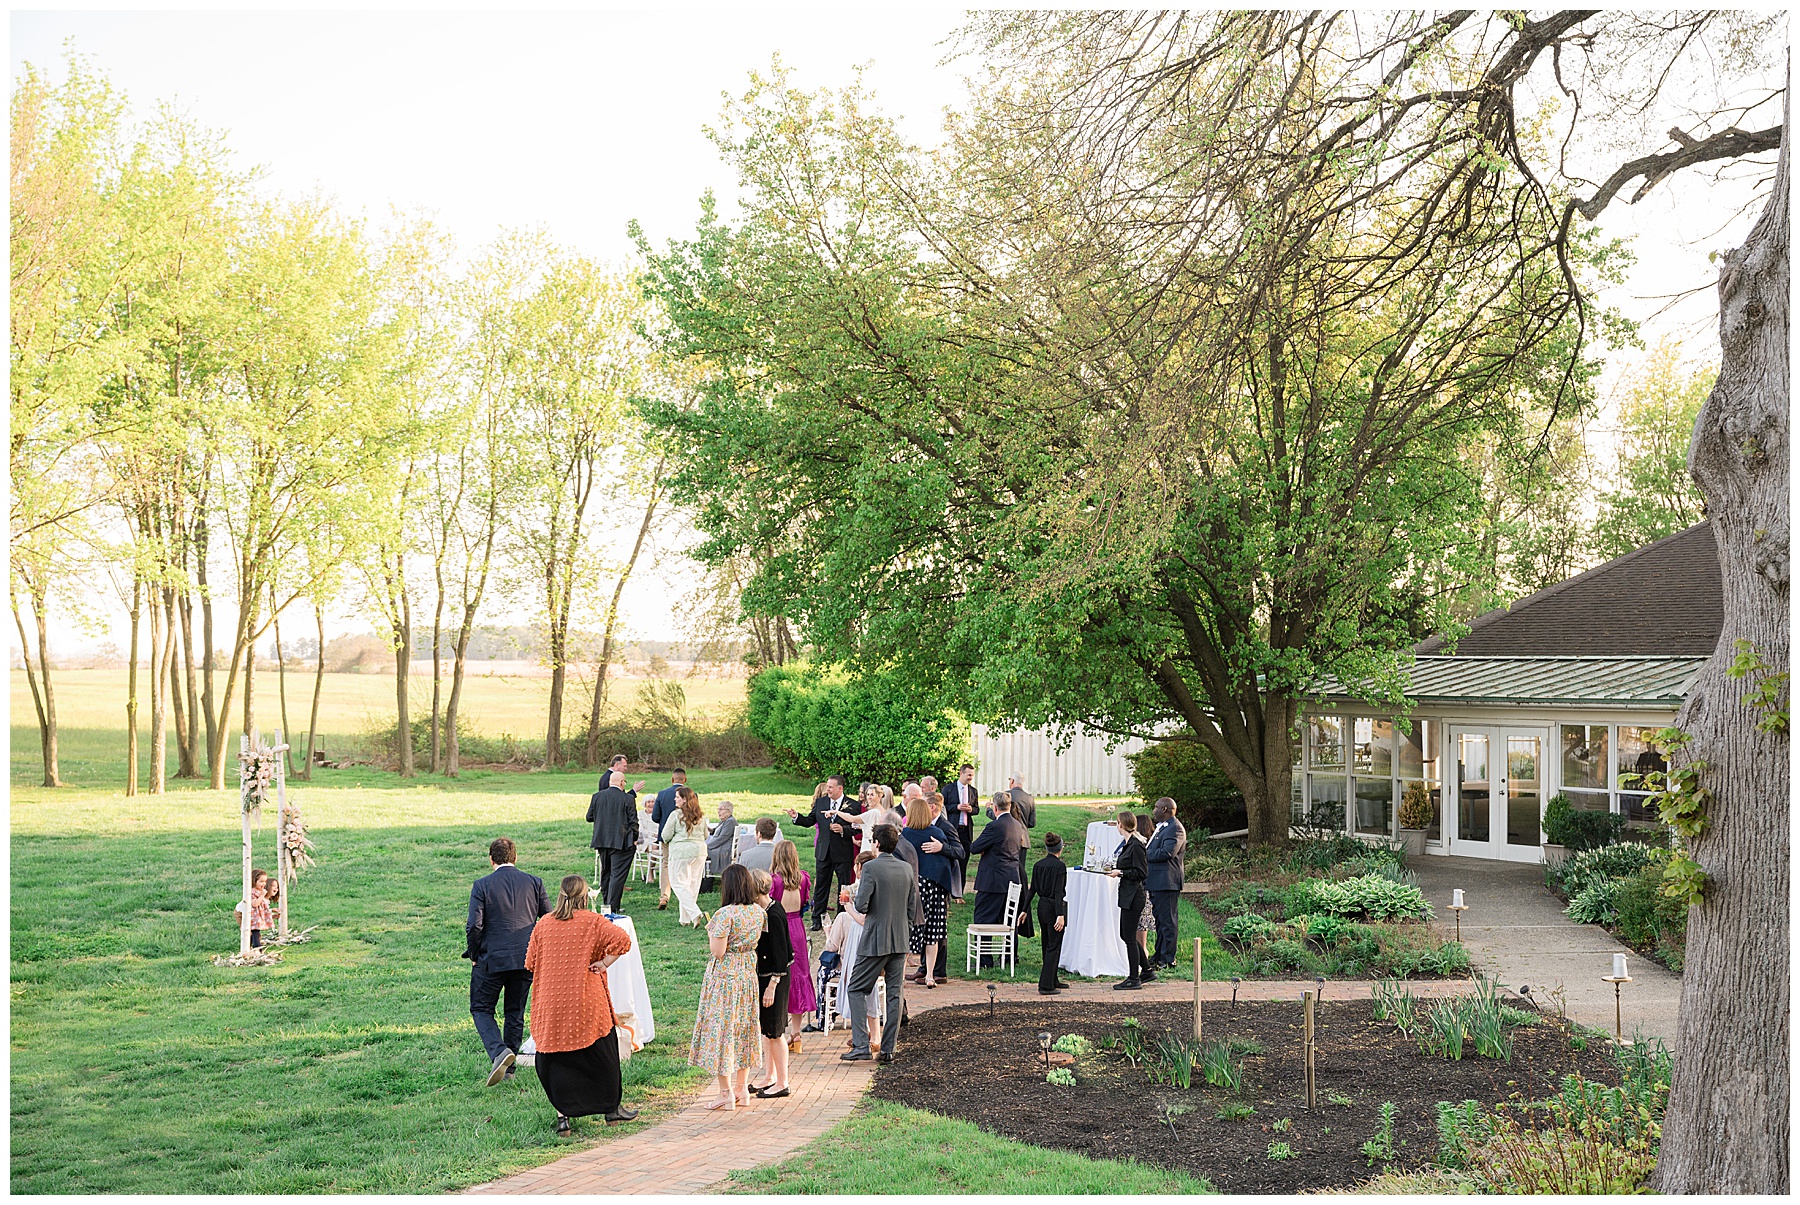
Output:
[9, 8, 1784, 655]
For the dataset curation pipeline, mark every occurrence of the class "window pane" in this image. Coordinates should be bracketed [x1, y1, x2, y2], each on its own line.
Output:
[1560, 724, 1609, 791]
[1506, 735, 1542, 846]
[1621, 793, 1658, 824]
[1306, 774, 1346, 830]
[1617, 726, 1666, 790]
[1458, 733, 1490, 842]
[1565, 790, 1611, 813]
[1400, 778, 1441, 842]
[1310, 716, 1344, 769]
[1355, 777, 1394, 837]
[1397, 719, 1438, 782]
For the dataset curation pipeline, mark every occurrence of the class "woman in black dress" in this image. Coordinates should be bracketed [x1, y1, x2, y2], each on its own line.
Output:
[1025, 832, 1070, 995]
[749, 869, 794, 1098]
[1110, 812, 1150, 989]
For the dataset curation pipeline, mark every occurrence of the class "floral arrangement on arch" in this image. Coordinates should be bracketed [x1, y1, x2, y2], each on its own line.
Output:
[239, 745, 282, 816]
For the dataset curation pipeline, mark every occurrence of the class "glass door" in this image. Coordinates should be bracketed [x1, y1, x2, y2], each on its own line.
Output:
[1448, 725, 1548, 861]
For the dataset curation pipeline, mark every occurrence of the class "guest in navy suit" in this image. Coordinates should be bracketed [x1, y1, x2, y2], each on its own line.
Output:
[465, 837, 551, 1085]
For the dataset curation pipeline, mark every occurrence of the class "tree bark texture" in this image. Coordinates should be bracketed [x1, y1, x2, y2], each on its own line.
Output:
[585, 456, 666, 767]
[301, 603, 325, 781]
[1656, 112, 1789, 1195]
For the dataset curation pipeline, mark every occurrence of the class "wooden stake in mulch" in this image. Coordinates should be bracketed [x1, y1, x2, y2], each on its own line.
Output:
[1192, 936, 1204, 1042]
[1302, 988, 1318, 1109]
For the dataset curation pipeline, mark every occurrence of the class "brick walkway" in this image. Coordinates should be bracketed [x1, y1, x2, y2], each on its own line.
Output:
[465, 971, 1477, 1195]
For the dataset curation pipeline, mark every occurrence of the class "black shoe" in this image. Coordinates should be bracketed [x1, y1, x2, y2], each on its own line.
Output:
[486, 1049, 516, 1087]
[1056, 981, 1073, 989]
[756, 1086, 791, 1099]
[554, 1114, 572, 1136]
[603, 1106, 639, 1124]
[1139, 969, 1158, 983]
[1038, 988, 1060, 995]
[875, 1052, 893, 1064]
[504, 1065, 516, 1079]
[1113, 978, 1142, 991]
[840, 1049, 872, 1062]
[800, 1023, 823, 1034]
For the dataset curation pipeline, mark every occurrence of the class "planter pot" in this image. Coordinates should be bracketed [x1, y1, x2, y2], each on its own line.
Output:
[1542, 842, 1569, 870]
[1398, 828, 1427, 857]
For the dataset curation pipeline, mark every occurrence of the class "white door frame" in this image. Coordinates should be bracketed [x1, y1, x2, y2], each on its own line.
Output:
[1447, 724, 1548, 862]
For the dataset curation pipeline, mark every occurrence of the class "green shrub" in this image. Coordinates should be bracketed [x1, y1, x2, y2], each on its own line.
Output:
[1435, 1099, 1489, 1168]
[1126, 738, 1248, 834]
[1542, 793, 1626, 852]
[1052, 1034, 1093, 1057]
[1221, 912, 1277, 941]
[1284, 879, 1328, 919]
[1250, 937, 1312, 973]
[1197, 1039, 1246, 1093]
[1311, 874, 1433, 921]
[1297, 912, 1353, 946]
[1552, 843, 1659, 897]
[746, 664, 968, 783]
[1612, 866, 1687, 949]
[1564, 880, 1623, 925]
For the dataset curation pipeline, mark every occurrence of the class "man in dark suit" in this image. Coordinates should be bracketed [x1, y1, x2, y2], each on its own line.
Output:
[587, 768, 645, 913]
[945, 764, 979, 900]
[787, 774, 860, 930]
[652, 768, 687, 909]
[969, 793, 1029, 966]
[841, 824, 918, 1064]
[1145, 796, 1188, 970]
[464, 837, 550, 1086]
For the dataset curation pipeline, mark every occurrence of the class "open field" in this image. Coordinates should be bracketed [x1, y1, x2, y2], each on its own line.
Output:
[11, 669, 748, 791]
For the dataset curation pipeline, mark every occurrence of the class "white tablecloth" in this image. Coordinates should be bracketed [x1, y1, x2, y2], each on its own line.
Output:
[1060, 868, 1133, 978]
[1083, 820, 1122, 868]
[520, 914, 655, 1064]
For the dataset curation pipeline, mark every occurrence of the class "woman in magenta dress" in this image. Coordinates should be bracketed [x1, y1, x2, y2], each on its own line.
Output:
[770, 839, 817, 1051]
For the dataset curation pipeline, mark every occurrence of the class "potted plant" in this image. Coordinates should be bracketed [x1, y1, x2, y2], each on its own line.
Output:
[1541, 793, 1574, 869]
[1397, 781, 1433, 856]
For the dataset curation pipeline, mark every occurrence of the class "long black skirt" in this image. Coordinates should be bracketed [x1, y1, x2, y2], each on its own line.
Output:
[535, 1030, 622, 1119]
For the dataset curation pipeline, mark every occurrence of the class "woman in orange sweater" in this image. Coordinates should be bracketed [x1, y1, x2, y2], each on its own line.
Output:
[525, 875, 638, 1135]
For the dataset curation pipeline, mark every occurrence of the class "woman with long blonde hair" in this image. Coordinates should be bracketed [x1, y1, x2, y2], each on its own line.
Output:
[661, 786, 710, 926]
[768, 838, 816, 1050]
[524, 875, 636, 1135]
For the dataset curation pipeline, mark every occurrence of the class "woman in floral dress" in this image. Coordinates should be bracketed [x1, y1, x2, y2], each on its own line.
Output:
[688, 864, 763, 1110]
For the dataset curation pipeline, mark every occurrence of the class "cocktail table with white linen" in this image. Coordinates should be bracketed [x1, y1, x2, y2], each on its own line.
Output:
[1059, 868, 1133, 978]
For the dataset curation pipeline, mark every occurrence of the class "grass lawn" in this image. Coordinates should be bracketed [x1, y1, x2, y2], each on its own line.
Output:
[725, 1100, 1214, 1194]
[10, 745, 1151, 1193]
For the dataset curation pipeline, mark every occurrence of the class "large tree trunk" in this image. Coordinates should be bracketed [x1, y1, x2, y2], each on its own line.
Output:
[446, 623, 471, 776]
[125, 576, 142, 797]
[1655, 114, 1789, 1196]
[12, 584, 60, 787]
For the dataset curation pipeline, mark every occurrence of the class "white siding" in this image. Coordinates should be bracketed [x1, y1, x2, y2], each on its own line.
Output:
[969, 724, 1147, 797]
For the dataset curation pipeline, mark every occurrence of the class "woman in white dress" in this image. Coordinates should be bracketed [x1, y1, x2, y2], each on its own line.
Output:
[661, 786, 710, 926]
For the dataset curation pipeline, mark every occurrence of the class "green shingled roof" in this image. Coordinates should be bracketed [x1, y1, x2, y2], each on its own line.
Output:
[1325, 655, 1707, 709]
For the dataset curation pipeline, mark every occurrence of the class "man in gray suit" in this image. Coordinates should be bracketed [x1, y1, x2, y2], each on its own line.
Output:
[737, 816, 779, 873]
[841, 824, 917, 1064]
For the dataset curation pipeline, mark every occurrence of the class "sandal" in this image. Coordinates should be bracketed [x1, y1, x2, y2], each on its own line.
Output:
[554, 1115, 572, 1136]
[787, 1037, 802, 1054]
[705, 1096, 735, 1112]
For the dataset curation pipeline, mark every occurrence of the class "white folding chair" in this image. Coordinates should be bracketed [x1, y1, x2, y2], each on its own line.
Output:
[633, 841, 660, 883]
[966, 880, 1022, 976]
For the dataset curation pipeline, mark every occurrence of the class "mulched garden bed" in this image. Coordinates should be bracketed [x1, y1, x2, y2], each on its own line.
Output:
[872, 998, 1622, 1193]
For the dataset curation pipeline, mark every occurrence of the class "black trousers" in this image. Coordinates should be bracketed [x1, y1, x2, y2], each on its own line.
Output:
[471, 966, 532, 1061]
[1151, 889, 1182, 967]
[1119, 892, 1147, 981]
[1037, 902, 1065, 991]
[597, 847, 633, 913]
[812, 856, 853, 928]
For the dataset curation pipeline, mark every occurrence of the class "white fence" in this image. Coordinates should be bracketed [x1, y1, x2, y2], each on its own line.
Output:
[969, 724, 1148, 798]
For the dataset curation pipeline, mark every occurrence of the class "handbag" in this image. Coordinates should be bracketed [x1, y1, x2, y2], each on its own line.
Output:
[1015, 909, 1035, 939]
